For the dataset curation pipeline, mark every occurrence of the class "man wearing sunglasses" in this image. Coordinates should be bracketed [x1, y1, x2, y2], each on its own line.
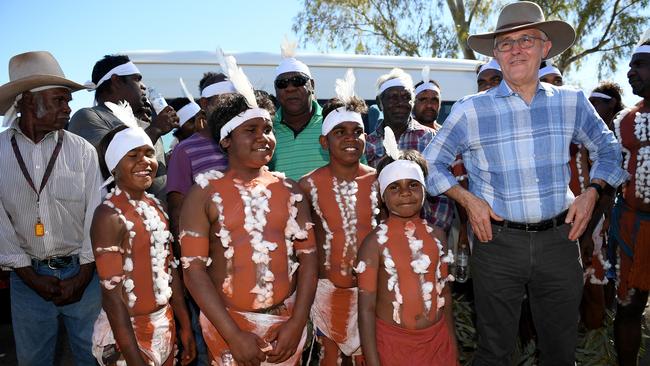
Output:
[269, 55, 329, 180]
[424, 2, 626, 365]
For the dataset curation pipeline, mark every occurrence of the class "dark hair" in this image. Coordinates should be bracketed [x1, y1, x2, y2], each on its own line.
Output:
[207, 91, 276, 145]
[96, 125, 130, 182]
[322, 96, 368, 120]
[413, 79, 441, 90]
[592, 81, 625, 114]
[92, 55, 131, 98]
[168, 97, 195, 111]
[199, 72, 228, 94]
[375, 149, 428, 178]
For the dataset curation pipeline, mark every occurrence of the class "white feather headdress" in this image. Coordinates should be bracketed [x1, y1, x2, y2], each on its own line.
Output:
[334, 68, 356, 105]
[179, 77, 195, 101]
[421, 66, 431, 83]
[105, 101, 139, 128]
[281, 35, 298, 59]
[216, 48, 257, 108]
[383, 126, 401, 160]
[276, 36, 312, 78]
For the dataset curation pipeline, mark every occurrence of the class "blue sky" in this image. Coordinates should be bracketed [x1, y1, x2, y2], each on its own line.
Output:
[0, 0, 642, 114]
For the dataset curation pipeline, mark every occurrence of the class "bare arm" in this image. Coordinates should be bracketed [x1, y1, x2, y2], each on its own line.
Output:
[168, 265, 196, 365]
[267, 181, 318, 363]
[91, 205, 148, 366]
[357, 231, 381, 366]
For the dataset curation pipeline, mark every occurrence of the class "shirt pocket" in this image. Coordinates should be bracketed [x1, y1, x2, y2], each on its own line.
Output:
[50, 172, 84, 203]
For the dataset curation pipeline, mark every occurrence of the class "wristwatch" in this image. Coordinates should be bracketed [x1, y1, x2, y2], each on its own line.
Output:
[587, 182, 603, 197]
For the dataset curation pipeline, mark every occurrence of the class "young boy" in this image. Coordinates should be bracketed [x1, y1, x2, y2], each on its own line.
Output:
[356, 149, 457, 366]
[180, 54, 318, 366]
[299, 69, 379, 365]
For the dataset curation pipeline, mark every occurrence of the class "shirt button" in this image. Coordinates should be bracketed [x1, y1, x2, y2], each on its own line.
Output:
[36, 165, 40, 169]
[536, 178, 540, 183]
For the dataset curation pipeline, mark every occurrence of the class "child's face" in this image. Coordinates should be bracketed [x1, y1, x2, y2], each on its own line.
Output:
[320, 122, 366, 165]
[221, 117, 276, 169]
[382, 179, 425, 219]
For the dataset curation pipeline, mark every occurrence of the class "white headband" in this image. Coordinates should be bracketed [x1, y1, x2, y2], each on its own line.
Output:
[414, 82, 441, 96]
[378, 78, 412, 96]
[92, 61, 141, 89]
[103, 127, 154, 187]
[539, 64, 562, 78]
[200, 81, 237, 98]
[633, 45, 650, 55]
[378, 159, 426, 196]
[177, 101, 202, 127]
[276, 58, 312, 78]
[589, 91, 612, 100]
[478, 59, 501, 74]
[219, 108, 272, 142]
[321, 106, 364, 136]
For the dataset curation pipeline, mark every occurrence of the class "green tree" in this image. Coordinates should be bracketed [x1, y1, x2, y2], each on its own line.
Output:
[293, 0, 649, 75]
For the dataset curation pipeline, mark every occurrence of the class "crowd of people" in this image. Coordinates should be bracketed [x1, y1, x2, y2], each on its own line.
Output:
[0, 1, 649, 365]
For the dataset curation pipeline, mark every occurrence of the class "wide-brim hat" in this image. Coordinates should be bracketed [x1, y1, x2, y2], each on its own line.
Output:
[467, 1, 576, 59]
[0, 51, 88, 114]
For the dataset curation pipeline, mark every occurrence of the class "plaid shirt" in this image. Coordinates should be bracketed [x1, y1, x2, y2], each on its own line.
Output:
[425, 81, 628, 223]
[366, 119, 454, 231]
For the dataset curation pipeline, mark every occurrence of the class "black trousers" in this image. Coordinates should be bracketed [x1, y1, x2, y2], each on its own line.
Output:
[471, 223, 583, 366]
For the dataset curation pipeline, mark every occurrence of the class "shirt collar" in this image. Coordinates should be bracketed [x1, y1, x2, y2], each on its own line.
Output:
[274, 99, 322, 125]
[494, 79, 554, 98]
[9, 118, 61, 143]
[375, 117, 421, 137]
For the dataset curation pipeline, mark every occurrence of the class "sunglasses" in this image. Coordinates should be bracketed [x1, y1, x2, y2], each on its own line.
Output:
[274, 75, 309, 89]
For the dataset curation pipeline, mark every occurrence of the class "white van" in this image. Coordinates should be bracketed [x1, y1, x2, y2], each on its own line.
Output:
[126, 50, 481, 123]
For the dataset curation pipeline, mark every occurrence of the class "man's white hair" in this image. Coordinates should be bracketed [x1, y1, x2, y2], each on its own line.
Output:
[376, 68, 414, 97]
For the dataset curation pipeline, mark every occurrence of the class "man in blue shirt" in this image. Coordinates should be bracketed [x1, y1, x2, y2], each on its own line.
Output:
[424, 2, 627, 365]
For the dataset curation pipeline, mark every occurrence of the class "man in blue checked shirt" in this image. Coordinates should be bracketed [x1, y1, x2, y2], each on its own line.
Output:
[424, 2, 628, 365]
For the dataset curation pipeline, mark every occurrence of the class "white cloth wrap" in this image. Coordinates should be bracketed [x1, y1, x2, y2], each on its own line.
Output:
[92, 305, 173, 366]
[378, 78, 411, 96]
[219, 108, 271, 142]
[105, 127, 154, 174]
[478, 58, 501, 74]
[378, 160, 426, 196]
[633, 45, 650, 54]
[92, 62, 141, 89]
[200, 81, 236, 98]
[275, 58, 312, 78]
[539, 64, 562, 78]
[321, 106, 364, 136]
[589, 91, 612, 100]
[177, 101, 201, 127]
[414, 82, 441, 96]
[1, 85, 70, 127]
[311, 279, 361, 356]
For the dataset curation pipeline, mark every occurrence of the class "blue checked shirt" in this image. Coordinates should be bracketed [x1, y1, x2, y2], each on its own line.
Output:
[424, 81, 628, 223]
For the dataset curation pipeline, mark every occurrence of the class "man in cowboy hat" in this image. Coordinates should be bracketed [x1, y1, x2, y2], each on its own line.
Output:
[0, 51, 103, 365]
[424, 2, 627, 364]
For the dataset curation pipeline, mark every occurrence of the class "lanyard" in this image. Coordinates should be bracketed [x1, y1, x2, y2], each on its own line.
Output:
[10, 130, 65, 236]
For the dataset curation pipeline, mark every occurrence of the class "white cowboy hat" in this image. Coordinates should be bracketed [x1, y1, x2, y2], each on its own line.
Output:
[467, 1, 575, 59]
[0, 51, 88, 114]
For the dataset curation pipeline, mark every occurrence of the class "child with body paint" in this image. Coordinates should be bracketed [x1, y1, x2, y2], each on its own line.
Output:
[356, 138, 458, 366]
[179, 53, 318, 366]
[299, 69, 380, 365]
[90, 103, 195, 366]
